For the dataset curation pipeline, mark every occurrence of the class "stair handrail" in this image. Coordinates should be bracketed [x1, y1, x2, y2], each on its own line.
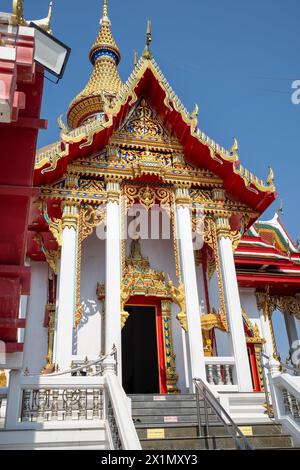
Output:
[261, 351, 300, 375]
[193, 378, 254, 450]
[22, 346, 117, 378]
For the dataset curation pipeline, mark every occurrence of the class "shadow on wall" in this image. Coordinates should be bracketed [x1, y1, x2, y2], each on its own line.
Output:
[72, 298, 102, 355]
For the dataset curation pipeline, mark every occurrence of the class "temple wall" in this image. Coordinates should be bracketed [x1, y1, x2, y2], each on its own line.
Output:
[239, 288, 263, 336]
[195, 263, 207, 315]
[23, 262, 48, 374]
[76, 230, 105, 358]
[208, 270, 232, 356]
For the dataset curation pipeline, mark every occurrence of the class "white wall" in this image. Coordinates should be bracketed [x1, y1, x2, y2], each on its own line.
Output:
[208, 269, 232, 356]
[239, 288, 262, 336]
[75, 230, 105, 358]
[23, 262, 48, 374]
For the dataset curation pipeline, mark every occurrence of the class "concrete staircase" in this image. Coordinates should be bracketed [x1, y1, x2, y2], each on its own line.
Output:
[130, 394, 297, 450]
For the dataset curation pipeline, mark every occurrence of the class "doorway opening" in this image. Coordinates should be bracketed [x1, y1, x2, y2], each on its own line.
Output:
[122, 305, 160, 394]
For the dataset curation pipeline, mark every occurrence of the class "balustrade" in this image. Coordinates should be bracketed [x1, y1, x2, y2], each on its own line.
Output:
[282, 389, 300, 422]
[20, 386, 104, 423]
[205, 358, 235, 387]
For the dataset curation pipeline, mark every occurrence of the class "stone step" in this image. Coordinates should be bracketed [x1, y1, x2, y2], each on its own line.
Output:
[132, 407, 211, 417]
[133, 414, 219, 425]
[136, 424, 284, 440]
[140, 434, 294, 451]
[129, 394, 196, 402]
[131, 400, 200, 409]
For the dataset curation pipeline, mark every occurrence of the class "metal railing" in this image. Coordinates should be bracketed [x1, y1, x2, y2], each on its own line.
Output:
[26, 346, 118, 378]
[193, 378, 254, 450]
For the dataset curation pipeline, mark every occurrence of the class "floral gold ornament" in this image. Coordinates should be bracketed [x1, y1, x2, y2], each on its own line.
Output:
[204, 218, 228, 330]
[43, 203, 63, 247]
[0, 369, 6, 388]
[75, 204, 106, 327]
[42, 303, 56, 374]
[161, 300, 180, 393]
[97, 239, 187, 332]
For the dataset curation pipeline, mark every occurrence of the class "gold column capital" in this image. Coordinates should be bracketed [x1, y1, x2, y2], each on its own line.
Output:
[62, 202, 80, 230]
[106, 180, 121, 204]
[211, 188, 226, 202]
[214, 216, 231, 240]
[174, 186, 191, 207]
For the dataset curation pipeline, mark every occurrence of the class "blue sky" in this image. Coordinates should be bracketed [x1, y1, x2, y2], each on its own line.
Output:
[3, 0, 299, 239]
[3, 0, 300, 361]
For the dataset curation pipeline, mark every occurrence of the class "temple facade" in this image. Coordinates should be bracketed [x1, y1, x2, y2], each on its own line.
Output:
[1, 0, 300, 451]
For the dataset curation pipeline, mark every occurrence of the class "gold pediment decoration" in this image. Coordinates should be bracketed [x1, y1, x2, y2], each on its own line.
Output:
[115, 98, 178, 146]
[201, 310, 227, 332]
[97, 238, 186, 330]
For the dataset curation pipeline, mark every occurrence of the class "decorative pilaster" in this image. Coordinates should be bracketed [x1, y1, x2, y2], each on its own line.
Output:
[256, 291, 280, 362]
[104, 181, 122, 373]
[54, 202, 79, 372]
[284, 313, 299, 357]
[216, 216, 253, 392]
[174, 187, 206, 386]
[161, 300, 179, 393]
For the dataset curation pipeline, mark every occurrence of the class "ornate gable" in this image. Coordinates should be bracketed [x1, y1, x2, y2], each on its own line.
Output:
[111, 98, 182, 152]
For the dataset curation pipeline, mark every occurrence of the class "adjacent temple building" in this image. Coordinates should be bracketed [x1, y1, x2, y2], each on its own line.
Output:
[1, 0, 300, 450]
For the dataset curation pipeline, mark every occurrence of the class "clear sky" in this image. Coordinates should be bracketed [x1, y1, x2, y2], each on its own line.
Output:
[2, 0, 300, 360]
[3, 0, 299, 238]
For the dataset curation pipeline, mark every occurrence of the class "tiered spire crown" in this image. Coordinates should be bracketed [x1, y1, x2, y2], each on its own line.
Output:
[67, 0, 122, 129]
[89, 0, 121, 65]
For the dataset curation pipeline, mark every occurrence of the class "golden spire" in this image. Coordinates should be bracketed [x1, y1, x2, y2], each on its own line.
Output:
[67, 0, 122, 129]
[142, 18, 153, 60]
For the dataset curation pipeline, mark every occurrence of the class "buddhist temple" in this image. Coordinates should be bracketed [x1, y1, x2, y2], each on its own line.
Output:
[0, 0, 300, 451]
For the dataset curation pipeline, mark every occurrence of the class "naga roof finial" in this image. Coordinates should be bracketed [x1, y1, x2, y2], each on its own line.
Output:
[230, 137, 239, 157]
[13, 0, 53, 34]
[134, 50, 139, 66]
[142, 18, 153, 60]
[267, 166, 275, 187]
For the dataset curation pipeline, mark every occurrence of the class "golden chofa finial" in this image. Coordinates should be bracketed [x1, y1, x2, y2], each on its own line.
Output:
[30, 1, 53, 34]
[142, 18, 153, 60]
[12, 0, 26, 26]
[13, 0, 53, 34]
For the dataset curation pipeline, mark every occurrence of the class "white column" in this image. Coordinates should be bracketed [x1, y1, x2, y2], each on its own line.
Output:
[284, 312, 299, 353]
[216, 217, 253, 392]
[256, 293, 281, 376]
[23, 262, 48, 374]
[175, 188, 206, 387]
[259, 309, 276, 360]
[54, 203, 79, 371]
[104, 182, 122, 374]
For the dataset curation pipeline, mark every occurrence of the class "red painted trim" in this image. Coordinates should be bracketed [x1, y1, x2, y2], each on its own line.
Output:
[0, 319, 26, 328]
[247, 345, 261, 392]
[4, 343, 23, 353]
[125, 295, 168, 394]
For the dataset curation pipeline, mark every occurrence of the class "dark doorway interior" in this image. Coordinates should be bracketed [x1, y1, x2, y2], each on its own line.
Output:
[122, 306, 159, 394]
